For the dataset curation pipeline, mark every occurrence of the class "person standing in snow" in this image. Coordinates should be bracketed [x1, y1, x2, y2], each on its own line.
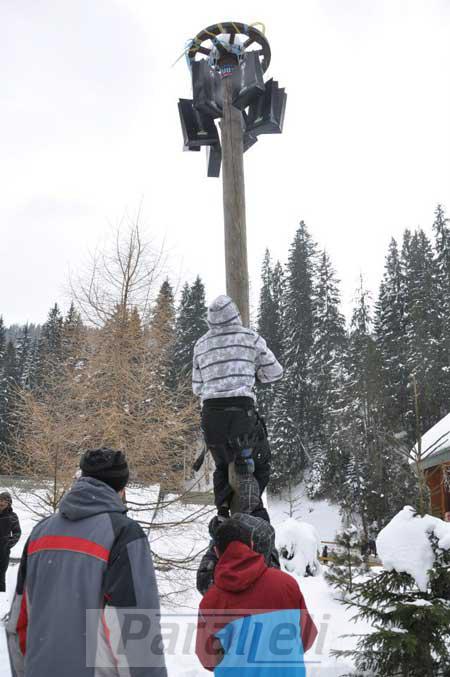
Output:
[0, 491, 21, 593]
[192, 295, 283, 519]
[7, 447, 167, 677]
[195, 519, 317, 676]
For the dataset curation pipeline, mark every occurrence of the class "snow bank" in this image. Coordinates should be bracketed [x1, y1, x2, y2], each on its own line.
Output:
[377, 506, 450, 591]
[275, 517, 320, 577]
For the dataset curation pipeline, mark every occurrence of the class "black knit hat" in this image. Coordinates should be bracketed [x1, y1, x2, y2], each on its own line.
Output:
[80, 448, 129, 492]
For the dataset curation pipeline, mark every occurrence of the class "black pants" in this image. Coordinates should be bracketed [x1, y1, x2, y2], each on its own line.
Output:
[0, 547, 10, 592]
[201, 397, 271, 509]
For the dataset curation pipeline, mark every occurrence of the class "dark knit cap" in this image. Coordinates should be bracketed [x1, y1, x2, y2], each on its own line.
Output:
[80, 448, 129, 492]
[0, 491, 12, 505]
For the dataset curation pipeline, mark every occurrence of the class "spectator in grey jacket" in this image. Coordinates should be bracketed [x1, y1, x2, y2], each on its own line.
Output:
[192, 295, 283, 517]
[7, 448, 167, 677]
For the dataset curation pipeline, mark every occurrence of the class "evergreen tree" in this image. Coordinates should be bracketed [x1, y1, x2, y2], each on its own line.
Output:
[307, 251, 347, 497]
[63, 303, 84, 366]
[375, 237, 409, 430]
[16, 324, 34, 388]
[336, 279, 415, 532]
[257, 249, 282, 354]
[432, 204, 450, 411]
[334, 525, 450, 676]
[402, 229, 441, 435]
[0, 340, 20, 468]
[0, 316, 5, 368]
[271, 222, 316, 491]
[339, 280, 382, 532]
[256, 251, 285, 421]
[151, 279, 176, 388]
[34, 303, 64, 388]
[324, 526, 364, 598]
[173, 276, 207, 384]
[271, 260, 285, 359]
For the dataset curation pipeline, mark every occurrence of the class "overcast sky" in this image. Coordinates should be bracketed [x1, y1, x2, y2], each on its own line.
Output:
[2, 0, 450, 325]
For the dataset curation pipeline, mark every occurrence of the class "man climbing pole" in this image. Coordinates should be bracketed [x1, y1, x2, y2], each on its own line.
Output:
[197, 485, 281, 595]
[192, 294, 283, 520]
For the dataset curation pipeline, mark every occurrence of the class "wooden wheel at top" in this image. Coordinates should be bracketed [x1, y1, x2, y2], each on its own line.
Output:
[187, 22, 271, 73]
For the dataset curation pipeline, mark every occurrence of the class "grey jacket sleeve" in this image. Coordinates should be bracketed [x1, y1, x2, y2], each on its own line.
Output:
[102, 521, 167, 677]
[6, 539, 29, 677]
[192, 346, 204, 397]
[254, 335, 283, 384]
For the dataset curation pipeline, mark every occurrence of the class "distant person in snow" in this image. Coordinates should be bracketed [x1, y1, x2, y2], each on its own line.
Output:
[195, 519, 317, 676]
[192, 295, 283, 519]
[7, 448, 167, 677]
[0, 491, 21, 593]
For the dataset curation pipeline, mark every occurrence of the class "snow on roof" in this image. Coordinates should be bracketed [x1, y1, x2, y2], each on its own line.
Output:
[411, 412, 450, 467]
[377, 506, 450, 591]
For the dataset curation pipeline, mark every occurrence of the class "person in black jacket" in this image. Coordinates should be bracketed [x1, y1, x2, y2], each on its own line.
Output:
[0, 491, 21, 592]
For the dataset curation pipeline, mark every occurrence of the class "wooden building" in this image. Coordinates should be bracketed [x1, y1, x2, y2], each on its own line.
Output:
[416, 413, 450, 519]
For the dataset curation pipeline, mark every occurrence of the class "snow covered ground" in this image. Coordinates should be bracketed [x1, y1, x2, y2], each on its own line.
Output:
[0, 480, 367, 676]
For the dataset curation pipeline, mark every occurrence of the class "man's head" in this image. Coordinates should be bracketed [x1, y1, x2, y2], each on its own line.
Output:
[214, 518, 252, 557]
[207, 295, 241, 329]
[0, 491, 12, 512]
[79, 447, 129, 493]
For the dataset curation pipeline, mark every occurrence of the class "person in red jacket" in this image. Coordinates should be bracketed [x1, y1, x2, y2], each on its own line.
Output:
[196, 519, 317, 677]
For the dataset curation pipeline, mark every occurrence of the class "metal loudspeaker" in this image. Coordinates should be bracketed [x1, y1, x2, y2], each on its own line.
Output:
[178, 99, 220, 150]
[233, 51, 265, 110]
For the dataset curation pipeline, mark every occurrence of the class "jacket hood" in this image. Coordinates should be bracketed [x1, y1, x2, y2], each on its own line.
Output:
[214, 541, 267, 593]
[59, 476, 127, 521]
[207, 296, 242, 329]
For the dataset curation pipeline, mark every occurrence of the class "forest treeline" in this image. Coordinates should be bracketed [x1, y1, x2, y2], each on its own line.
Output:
[0, 206, 448, 529]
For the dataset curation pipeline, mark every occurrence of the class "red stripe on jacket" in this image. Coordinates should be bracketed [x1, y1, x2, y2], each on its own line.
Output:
[28, 536, 110, 562]
[17, 591, 28, 655]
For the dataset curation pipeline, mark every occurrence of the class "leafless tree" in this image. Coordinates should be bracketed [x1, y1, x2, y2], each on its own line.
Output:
[71, 220, 167, 326]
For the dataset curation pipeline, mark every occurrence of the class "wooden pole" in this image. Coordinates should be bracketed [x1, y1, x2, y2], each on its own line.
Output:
[220, 69, 250, 511]
[220, 73, 250, 328]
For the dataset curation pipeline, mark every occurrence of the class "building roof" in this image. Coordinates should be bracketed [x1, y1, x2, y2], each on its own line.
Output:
[412, 413, 450, 470]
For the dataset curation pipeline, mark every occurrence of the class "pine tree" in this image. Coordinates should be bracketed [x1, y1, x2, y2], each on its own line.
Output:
[35, 303, 64, 388]
[0, 316, 5, 368]
[173, 276, 207, 384]
[335, 279, 415, 532]
[324, 526, 364, 598]
[307, 251, 347, 497]
[331, 279, 377, 530]
[375, 237, 409, 431]
[402, 228, 441, 435]
[333, 528, 450, 676]
[16, 324, 33, 388]
[271, 222, 316, 492]
[63, 303, 84, 367]
[432, 204, 450, 412]
[151, 279, 176, 388]
[0, 340, 20, 469]
[256, 251, 285, 422]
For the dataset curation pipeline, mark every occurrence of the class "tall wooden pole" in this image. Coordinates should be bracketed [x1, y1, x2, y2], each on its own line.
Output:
[221, 73, 250, 328]
[221, 70, 250, 512]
